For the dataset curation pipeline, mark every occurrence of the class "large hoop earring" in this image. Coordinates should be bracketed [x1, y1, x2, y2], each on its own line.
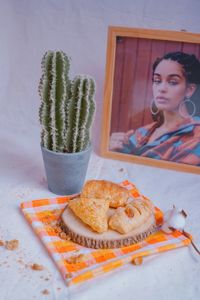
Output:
[178, 97, 196, 118]
[150, 99, 159, 115]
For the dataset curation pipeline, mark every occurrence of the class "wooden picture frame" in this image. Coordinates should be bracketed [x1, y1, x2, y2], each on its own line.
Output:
[100, 26, 200, 174]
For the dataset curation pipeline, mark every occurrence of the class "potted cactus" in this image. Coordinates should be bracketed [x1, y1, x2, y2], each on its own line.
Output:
[39, 50, 96, 195]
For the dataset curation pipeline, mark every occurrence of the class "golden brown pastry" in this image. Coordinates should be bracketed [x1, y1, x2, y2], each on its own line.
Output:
[81, 180, 130, 208]
[68, 197, 109, 233]
[108, 199, 154, 234]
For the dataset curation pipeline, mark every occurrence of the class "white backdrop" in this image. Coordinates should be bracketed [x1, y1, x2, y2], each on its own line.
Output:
[0, 0, 200, 151]
[0, 2, 200, 300]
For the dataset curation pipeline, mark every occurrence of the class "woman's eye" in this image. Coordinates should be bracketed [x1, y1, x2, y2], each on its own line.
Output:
[169, 81, 178, 86]
[153, 79, 161, 84]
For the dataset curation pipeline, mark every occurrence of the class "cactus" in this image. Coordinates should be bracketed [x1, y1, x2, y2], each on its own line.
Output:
[65, 75, 96, 152]
[39, 50, 96, 153]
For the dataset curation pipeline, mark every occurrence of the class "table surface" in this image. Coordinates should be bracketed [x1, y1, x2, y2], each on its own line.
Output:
[0, 129, 200, 300]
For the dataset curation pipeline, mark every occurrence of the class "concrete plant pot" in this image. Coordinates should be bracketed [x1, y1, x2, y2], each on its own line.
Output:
[41, 145, 92, 195]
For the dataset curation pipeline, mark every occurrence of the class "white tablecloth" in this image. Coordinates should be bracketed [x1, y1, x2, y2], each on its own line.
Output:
[0, 129, 199, 300]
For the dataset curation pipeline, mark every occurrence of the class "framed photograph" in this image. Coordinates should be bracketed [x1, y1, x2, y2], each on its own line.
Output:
[100, 26, 200, 174]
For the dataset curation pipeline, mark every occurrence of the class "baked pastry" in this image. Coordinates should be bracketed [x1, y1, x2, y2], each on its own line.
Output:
[109, 199, 154, 234]
[81, 180, 130, 208]
[68, 197, 109, 233]
[61, 183, 157, 248]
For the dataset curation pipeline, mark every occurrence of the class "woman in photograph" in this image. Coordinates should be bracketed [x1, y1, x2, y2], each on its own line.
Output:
[109, 51, 200, 166]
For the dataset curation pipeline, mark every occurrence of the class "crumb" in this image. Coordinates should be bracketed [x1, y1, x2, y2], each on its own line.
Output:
[65, 254, 85, 264]
[43, 220, 52, 226]
[119, 168, 124, 172]
[0, 240, 4, 246]
[50, 221, 71, 241]
[53, 225, 62, 234]
[17, 259, 24, 264]
[51, 209, 61, 216]
[65, 273, 72, 279]
[50, 220, 58, 226]
[132, 257, 143, 265]
[44, 277, 49, 281]
[59, 231, 71, 241]
[57, 287, 61, 290]
[5, 239, 19, 250]
[41, 289, 49, 295]
[30, 263, 44, 271]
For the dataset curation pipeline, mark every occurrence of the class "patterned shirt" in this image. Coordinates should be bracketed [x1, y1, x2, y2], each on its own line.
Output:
[120, 118, 200, 166]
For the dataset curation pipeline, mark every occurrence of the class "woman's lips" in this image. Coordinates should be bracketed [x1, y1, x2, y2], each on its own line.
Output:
[156, 96, 169, 103]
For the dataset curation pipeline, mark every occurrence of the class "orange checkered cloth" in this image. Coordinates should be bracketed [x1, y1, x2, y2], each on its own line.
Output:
[20, 181, 191, 286]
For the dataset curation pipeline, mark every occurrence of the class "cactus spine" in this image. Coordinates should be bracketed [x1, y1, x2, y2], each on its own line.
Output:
[39, 51, 95, 153]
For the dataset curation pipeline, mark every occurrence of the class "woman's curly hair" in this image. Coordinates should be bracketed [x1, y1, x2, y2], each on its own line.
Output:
[151, 51, 200, 122]
[153, 51, 200, 84]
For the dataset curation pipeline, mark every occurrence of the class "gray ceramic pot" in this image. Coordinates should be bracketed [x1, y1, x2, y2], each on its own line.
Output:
[41, 145, 92, 195]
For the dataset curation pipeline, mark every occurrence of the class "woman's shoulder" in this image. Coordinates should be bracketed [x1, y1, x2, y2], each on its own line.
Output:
[192, 116, 200, 124]
[176, 117, 200, 140]
[188, 116, 200, 131]
[191, 117, 200, 135]
[135, 122, 158, 135]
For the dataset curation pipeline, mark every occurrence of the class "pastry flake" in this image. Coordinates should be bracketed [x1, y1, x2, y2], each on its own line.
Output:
[81, 180, 130, 208]
[68, 197, 109, 233]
